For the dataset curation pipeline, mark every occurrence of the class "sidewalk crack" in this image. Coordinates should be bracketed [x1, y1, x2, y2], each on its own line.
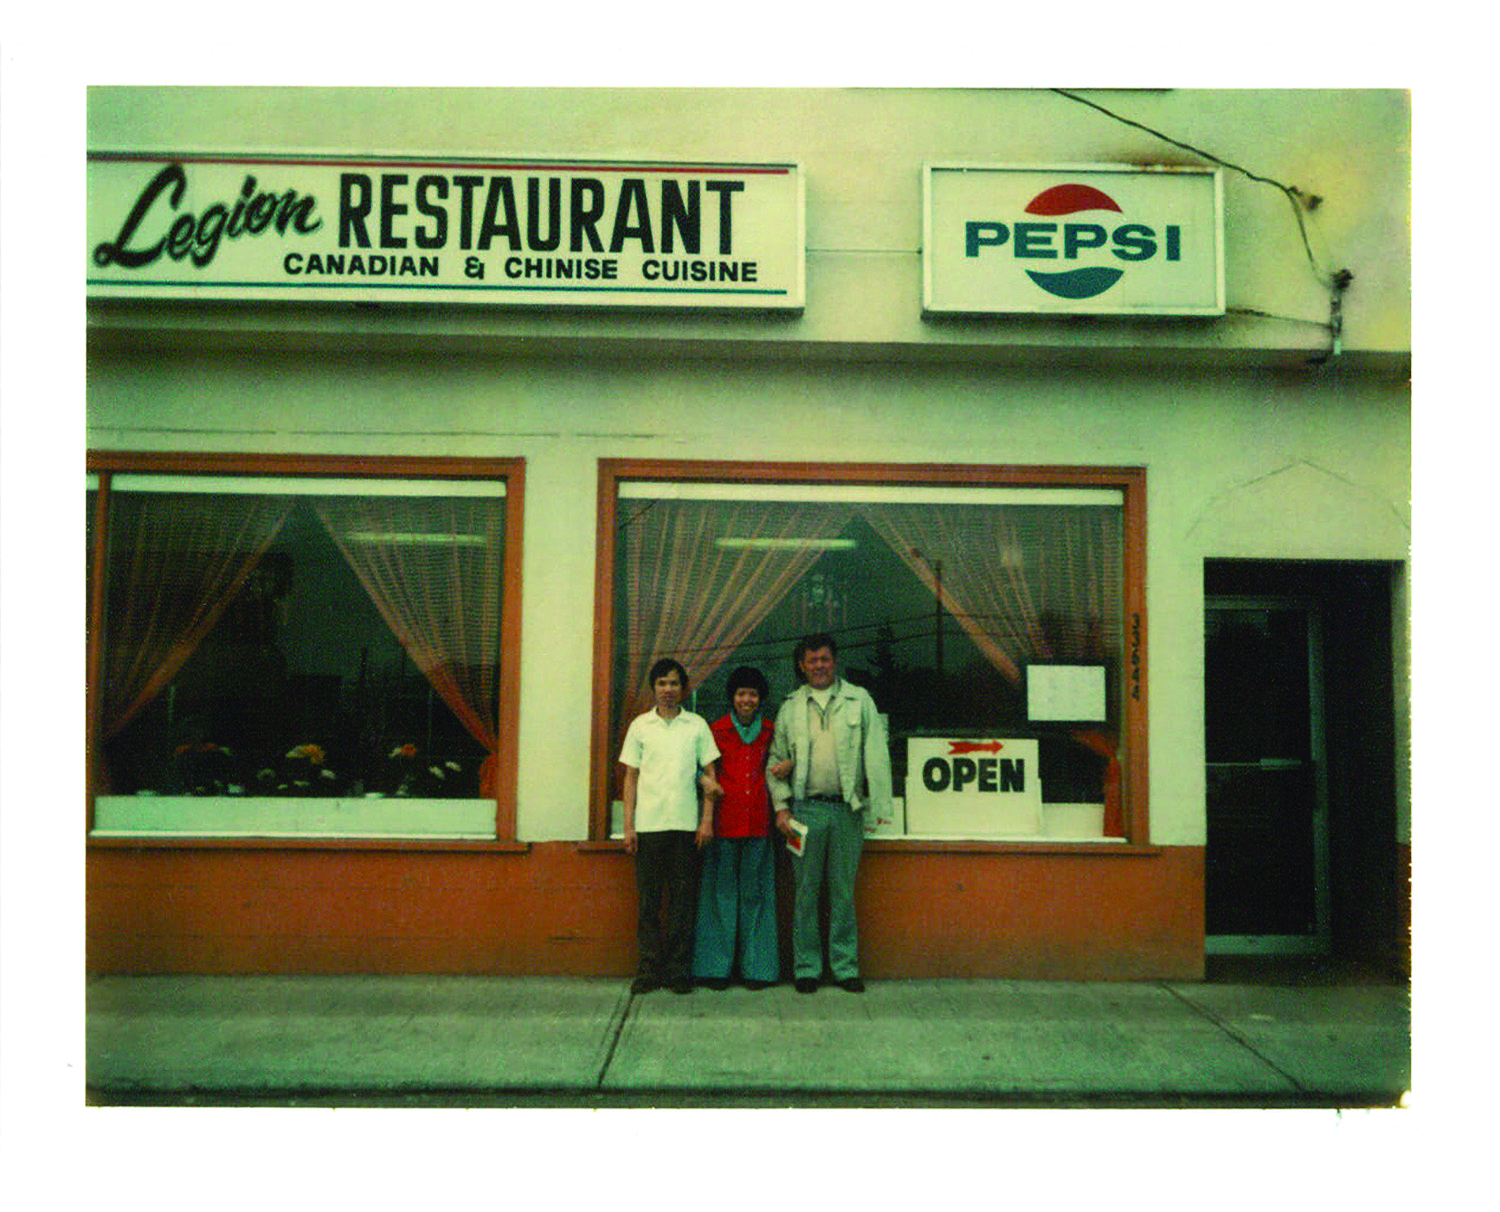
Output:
[1159, 984, 1309, 1094]
[596, 986, 635, 1090]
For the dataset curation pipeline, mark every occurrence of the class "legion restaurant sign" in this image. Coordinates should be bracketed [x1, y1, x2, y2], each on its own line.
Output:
[923, 164, 1224, 316]
[87, 152, 806, 310]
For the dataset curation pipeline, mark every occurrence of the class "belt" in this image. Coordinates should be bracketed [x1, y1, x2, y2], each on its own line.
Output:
[804, 794, 845, 803]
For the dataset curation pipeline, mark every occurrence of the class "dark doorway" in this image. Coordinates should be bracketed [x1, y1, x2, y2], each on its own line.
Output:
[1204, 560, 1404, 970]
[1205, 598, 1326, 947]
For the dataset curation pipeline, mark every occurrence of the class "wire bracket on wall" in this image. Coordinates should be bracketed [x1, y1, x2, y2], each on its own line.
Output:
[1052, 89, 1356, 364]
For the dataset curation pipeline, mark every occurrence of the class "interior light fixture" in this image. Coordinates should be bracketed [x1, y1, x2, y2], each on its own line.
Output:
[713, 537, 858, 550]
[344, 531, 487, 546]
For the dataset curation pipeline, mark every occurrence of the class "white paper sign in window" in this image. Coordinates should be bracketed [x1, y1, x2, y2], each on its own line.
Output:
[1026, 664, 1107, 722]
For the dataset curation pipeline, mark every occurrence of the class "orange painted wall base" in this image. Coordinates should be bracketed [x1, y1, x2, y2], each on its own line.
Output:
[87, 841, 1205, 981]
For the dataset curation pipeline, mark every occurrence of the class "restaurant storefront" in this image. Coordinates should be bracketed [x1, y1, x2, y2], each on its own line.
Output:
[85, 87, 1410, 980]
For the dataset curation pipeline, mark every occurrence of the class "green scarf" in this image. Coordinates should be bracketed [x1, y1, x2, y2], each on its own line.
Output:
[733, 712, 762, 745]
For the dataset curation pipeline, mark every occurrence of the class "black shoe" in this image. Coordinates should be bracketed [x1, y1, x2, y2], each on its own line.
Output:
[669, 978, 694, 994]
[699, 977, 730, 991]
[742, 979, 774, 991]
[795, 978, 819, 994]
[631, 976, 661, 995]
[837, 977, 866, 993]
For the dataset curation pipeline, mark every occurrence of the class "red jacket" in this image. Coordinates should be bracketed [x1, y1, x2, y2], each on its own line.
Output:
[709, 714, 775, 838]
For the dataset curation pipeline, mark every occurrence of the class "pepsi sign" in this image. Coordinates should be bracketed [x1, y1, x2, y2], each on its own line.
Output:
[923, 164, 1224, 316]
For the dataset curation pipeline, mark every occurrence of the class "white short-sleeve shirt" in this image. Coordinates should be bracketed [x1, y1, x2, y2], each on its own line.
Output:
[619, 709, 720, 832]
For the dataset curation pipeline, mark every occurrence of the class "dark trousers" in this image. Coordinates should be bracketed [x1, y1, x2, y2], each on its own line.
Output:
[634, 830, 700, 982]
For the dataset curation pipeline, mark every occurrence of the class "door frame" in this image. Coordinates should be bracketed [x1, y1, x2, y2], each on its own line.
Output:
[1204, 595, 1332, 956]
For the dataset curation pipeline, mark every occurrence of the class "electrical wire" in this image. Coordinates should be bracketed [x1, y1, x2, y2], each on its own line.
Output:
[1051, 88, 1354, 361]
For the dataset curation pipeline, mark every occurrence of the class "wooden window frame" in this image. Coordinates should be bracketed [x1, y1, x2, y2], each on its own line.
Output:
[588, 458, 1148, 851]
[85, 450, 526, 848]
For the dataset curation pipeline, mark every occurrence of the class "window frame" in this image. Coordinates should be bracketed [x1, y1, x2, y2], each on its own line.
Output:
[589, 458, 1149, 851]
[85, 450, 526, 848]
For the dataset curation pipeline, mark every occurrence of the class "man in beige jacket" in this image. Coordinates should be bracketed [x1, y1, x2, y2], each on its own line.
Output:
[767, 633, 893, 993]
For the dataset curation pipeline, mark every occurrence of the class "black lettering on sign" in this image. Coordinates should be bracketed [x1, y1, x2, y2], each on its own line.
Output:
[921, 755, 1025, 793]
[977, 759, 998, 792]
[609, 178, 654, 253]
[451, 176, 484, 250]
[1000, 759, 1025, 792]
[414, 175, 449, 249]
[379, 174, 409, 249]
[526, 178, 562, 251]
[1130, 613, 1142, 701]
[951, 758, 978, 791]
[570, 178, 606, 252]
[921, 758, 950, 792]
[97, 163, 322, 270]
[661, 179, 700, 254]
[477, 177, 521, 251]
[340, 174, 373, 248]
[705, 180, 744, 254]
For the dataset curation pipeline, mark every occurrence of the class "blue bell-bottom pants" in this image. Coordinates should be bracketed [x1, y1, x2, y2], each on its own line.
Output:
[692, 834, 779, 983]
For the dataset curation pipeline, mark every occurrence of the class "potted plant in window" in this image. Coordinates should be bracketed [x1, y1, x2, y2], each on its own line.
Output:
[278, 742, 344, 796]
[171, 741, 243, 796]
[379, 743, 465, 797]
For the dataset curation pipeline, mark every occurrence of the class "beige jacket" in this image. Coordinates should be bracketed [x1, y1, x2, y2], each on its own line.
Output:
[766, 680, 893, 815]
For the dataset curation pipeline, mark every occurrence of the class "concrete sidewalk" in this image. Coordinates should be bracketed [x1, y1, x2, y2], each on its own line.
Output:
[86, 974, 1411, 1108]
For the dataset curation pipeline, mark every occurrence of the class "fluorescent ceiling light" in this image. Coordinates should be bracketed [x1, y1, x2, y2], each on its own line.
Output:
[623, 482, 1121, 506]
[714, 537, 857, 550]
[108, 475, 505, 498]
[344, 531, 487, 546]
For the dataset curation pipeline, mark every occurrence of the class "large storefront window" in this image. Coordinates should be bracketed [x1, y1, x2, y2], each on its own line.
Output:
[86, 459, 523, 840]
[592, 462, 1145, 843]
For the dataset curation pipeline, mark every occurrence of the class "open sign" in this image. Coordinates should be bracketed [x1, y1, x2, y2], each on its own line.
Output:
[904, 738, 1042, 837]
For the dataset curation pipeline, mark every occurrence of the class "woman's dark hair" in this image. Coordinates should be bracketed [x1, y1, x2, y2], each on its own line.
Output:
[647, 657, 689, 692]
[725, 665, 770, 704]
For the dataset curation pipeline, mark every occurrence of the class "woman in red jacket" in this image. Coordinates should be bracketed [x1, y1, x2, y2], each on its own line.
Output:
[693, 666, 780, 989]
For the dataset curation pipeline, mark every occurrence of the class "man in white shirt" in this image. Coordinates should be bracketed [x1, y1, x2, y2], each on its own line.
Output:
[619, 658, 721, 994]
[767, 633, 893, 993]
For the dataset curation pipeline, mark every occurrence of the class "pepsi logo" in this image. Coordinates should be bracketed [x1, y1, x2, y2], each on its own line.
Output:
[964, 183, 1182, 301]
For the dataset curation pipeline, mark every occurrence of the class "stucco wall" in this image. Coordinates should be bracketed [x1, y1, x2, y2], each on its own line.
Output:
[87, 87, 1411, 360]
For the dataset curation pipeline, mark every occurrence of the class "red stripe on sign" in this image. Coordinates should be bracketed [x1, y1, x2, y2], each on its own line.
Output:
[87, 152, 791, 175]
[1024, 184, 1122, 215]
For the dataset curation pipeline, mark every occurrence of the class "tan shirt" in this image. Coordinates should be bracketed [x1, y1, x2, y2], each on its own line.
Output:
[804, 685, 842, 797]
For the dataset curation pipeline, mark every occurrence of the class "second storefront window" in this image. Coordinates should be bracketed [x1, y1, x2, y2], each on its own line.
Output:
[596, 465, 1143, 843]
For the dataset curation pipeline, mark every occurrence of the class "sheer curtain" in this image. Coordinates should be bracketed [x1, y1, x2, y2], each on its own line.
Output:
[862, 502, 1125, 835]
[617, 496, 857, 731]
[101, 491, 295, 733]
[314, 495, 506, 797]
[98, 490, 295, 786]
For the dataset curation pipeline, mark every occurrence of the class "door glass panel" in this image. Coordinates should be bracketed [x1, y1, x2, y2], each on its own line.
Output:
[1205, 765, 1318, 936]
[1205, 608, 1310, 763]
[1205, 605, 1320, 940]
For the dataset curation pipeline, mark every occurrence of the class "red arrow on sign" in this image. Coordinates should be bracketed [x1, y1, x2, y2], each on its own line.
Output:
[947, 741, 1005, 755]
